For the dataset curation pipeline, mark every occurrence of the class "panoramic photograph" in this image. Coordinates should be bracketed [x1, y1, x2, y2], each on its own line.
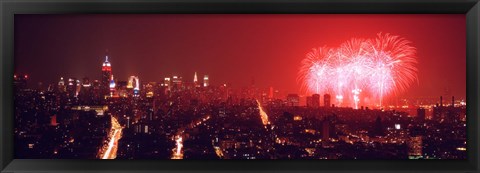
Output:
[14, 14, 466, 160]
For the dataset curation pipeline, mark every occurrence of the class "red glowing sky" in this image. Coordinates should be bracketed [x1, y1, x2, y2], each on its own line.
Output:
[15, 14, 465, 98]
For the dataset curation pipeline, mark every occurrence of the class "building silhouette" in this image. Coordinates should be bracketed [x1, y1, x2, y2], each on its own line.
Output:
[322, 119, 330, 142]
[324, 94, 331, 107]
[13, 74, 28, 90]
[417, 107, 426, 121]
[286, 94, 300, 106]
[372, 116, 385, 137]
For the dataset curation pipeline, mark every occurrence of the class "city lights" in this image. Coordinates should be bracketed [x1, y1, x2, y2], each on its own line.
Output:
[14, 15, 466, 160]
[13, 50, 466, 160]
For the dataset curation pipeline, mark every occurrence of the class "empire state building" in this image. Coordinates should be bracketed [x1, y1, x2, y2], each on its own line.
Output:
[101, 55, 112, 97]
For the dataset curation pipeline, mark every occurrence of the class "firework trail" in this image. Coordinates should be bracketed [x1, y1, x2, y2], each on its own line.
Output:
[298, 33, 418, 108]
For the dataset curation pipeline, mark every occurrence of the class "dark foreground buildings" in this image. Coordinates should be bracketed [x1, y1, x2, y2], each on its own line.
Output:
[14, 56, 466, 160]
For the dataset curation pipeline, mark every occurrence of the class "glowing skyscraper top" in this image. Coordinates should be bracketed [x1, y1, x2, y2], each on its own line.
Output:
[102, 55, 112, 70]
[109, 75, 116, 89]
[102, 54, 113, 97]
[203, 75, 209, 87]
[194, 72, 198, 83]
[194, 72, 200, 87]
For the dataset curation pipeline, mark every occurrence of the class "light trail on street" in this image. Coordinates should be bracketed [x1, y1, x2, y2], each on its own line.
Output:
[171, 115, 211, 159]
[256, 99, 270, 126]
[99, 115, 123, 159]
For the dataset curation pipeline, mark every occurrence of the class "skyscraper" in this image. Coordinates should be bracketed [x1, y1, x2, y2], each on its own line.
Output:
[82, 77, 91, 88]
[322, 119, 330, 142]
[440, 96, 443, 107]
[78, 77, 92, 104]
[193, 72, 199, 87]
[373, 116, 385, 137]
[128, 76, 140, 97]
[67, 78, 77, 97]
[433, 96, 445, 122]
[268, 87, 274, 100]
[203, 75, 209, 87]
[133, 77, 140, 97]
[417, 107, 426, 121]
[109, 75, 116, 97]
[324, 94, 331, 107]
[451, 96, 455, 107]
[58, 77, 66, 92]
[13, 74, 28, 90]
[101, 55, 112, 97]
[164, 77, 171, 90]
[172, 76, 183, 89]
[408, 136, 423, 159]
[75, 79, 81, 96]
[312, 94, 320, 108]
[306, 96, 313, 107]
[286, 94, 300, 106]
[306, 95, 320, 108]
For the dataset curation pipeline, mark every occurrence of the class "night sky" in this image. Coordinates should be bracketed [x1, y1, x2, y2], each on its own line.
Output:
[15, 14, 465, 98]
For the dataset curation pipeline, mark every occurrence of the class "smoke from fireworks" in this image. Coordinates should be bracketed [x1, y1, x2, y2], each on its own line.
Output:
[298, 33, 418, 109]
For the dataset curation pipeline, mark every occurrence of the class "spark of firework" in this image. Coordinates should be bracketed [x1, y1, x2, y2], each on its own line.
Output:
[298, 33, 418, 108]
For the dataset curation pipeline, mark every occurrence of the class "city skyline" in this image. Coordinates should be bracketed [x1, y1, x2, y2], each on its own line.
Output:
[15, 14, 465, 98]
[14, 14, 467, 160]
[15, 52, 466, 108]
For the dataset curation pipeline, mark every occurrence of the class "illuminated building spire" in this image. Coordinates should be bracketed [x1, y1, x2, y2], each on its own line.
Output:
[102, 52, 113, 98]
[203, 75, 209, 87]
[194, 72, 198, 83]
[102, 55, 111, 69]
[105, 49, 110, 63]
[109, 75, 116, 89]
[109, 75, 116, 97]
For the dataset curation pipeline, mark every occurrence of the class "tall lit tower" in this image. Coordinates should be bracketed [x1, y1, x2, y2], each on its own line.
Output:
[109, 75, 116, 97]
[134, 77, 140, 97]
[164, 77, 171, 90]
[203, 75, 209, 87]
[58, 77, 66, 92]
[172, 76, 183, 88]
[102, 55, 112, 96]
[268, 87, 274, 100]
[194, 72, 198, 83]
[128, 76, 140, 97]
[193, 72, 199, 87]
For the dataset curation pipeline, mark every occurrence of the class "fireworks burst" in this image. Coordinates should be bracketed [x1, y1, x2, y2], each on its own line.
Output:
[298, 33, 418, 108]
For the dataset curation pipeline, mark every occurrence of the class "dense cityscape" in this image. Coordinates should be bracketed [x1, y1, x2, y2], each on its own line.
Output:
[14, 55, 467, 160]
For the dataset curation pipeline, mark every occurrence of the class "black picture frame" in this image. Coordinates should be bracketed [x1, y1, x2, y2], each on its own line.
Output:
[1, 0, 479, 173]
